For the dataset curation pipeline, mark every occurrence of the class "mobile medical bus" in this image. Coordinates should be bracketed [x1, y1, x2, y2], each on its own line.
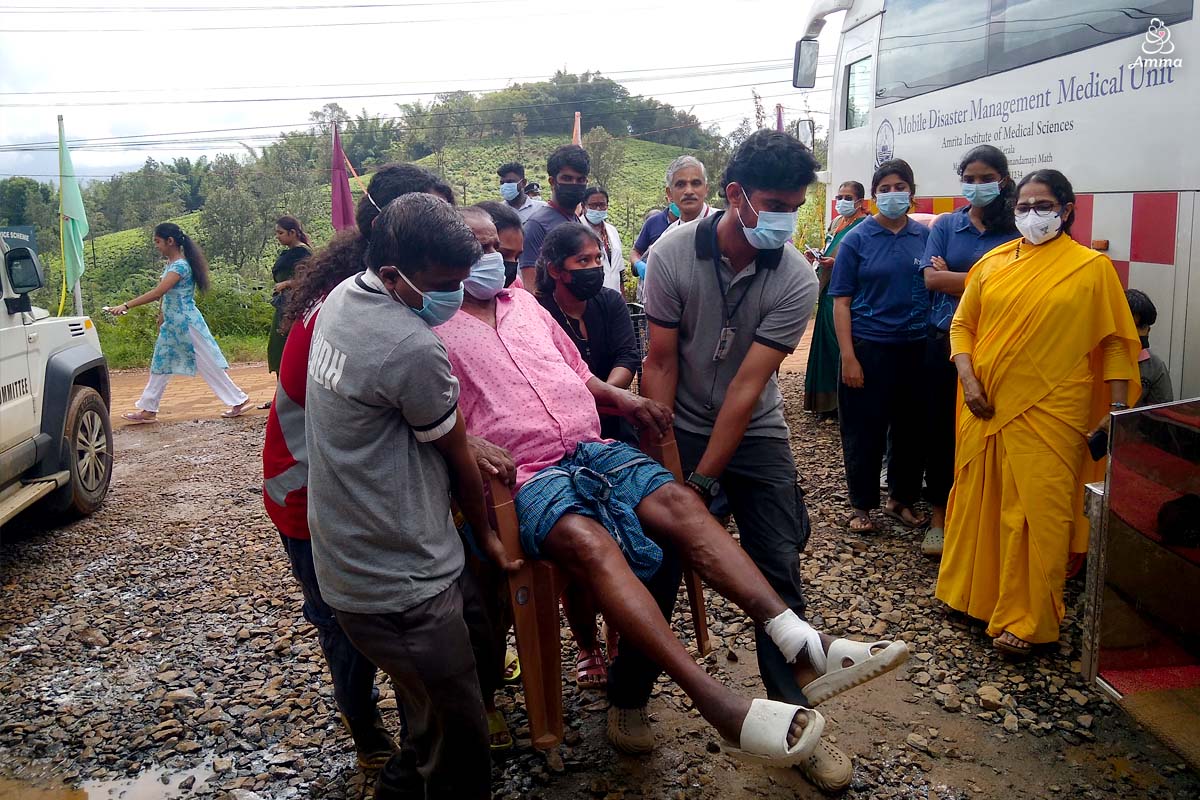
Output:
[793, 0, 1197, 398]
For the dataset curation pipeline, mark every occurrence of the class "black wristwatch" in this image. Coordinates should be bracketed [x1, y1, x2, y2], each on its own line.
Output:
[686, 471, 721, 500]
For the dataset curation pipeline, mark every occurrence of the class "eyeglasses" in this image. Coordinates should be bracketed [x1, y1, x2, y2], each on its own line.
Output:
[1015, 201, 1059, 214]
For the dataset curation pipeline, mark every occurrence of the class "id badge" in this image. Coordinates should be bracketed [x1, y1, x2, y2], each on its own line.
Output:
[713, 325, 737, 361]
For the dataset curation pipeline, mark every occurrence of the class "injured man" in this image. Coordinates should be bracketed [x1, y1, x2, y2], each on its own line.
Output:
[420, 210, 909, 778]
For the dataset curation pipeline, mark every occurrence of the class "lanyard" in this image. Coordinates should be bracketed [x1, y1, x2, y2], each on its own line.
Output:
[710, 221, 756, 327]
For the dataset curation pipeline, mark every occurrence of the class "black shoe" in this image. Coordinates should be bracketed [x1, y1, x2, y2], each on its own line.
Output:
[340, 711, 400, 770]
[373, 750, 423, 800]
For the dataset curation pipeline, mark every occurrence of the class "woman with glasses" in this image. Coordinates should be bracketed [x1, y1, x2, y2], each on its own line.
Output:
[935, 169, 1140, 659]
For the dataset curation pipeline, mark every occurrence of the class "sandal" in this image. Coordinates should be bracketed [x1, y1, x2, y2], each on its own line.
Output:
[121, 410, 158, 424]
[502, 648, 521, 685]
[921, 527, 944, 558]
[802, 638, 910, 706]
[486, 709, 513, 752]
[722, 699, 825, 767]
[795, 739, 853, 793]
[882, 502, 928, 529]
[993, 631, 1033, 660]
[576, 647, 608, 690]
[221, 400, 251, 419]
[845, 511, 876, 534]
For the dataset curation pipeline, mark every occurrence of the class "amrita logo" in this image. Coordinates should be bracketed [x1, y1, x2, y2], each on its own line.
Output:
[1142, 18, 1175, 55]
[874, 119, 895, 168]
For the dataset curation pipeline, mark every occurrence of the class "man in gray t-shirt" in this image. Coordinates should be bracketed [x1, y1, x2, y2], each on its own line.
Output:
[305, 193, 517, 800]
[642, 129, 843, 790]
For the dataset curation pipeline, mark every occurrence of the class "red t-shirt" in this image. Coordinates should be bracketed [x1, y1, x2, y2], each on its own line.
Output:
[262, 300, 323, 539]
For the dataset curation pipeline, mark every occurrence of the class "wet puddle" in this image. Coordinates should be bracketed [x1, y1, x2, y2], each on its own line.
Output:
[0, 765, 212, 800]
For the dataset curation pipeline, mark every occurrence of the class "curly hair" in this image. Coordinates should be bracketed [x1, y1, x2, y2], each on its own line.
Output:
[721, 130, 819, 197]
[284, 162, 441, 323]
[546, 145, 590, 179]
[534, 222, 601, 296]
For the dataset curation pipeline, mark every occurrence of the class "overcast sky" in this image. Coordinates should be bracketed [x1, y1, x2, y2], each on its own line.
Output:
[0, 0, 838, 185]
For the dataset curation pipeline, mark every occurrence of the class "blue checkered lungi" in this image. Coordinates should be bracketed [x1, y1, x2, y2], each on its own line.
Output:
[515, 441, 675, 580]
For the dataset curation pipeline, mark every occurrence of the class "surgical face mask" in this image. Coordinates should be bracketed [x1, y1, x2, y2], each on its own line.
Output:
[564, 266, 604, 301]
[503, 260, 519, 287]
[499, 181, 520, 202]
[553, 182, 587, 210]
[736, 191, 797, 250]
[875, 191, 911, 219]
[962, 181, 1001, 208]
[394, 269, 464, 326]
[835, 198, 857, 217]
[668, 202, 681, 218]
[584, 208, 608, 225]
[1014, 209, 1062, 245]
[463, 252, 506, 300]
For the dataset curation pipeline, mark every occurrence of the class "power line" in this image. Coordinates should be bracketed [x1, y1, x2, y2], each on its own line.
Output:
[1, 0, 506, 11]
[0, 76, 795, 109]
[0, 58, 811, 96]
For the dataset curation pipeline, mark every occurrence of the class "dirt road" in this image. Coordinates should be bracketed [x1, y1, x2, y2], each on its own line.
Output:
[1, 372, 1195, 800]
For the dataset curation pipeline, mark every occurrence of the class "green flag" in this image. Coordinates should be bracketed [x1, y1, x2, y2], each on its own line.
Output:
[57, 115, 89, 316]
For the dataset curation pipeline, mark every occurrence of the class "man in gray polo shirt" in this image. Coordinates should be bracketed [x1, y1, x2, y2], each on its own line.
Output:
[644, 131, 849, 789]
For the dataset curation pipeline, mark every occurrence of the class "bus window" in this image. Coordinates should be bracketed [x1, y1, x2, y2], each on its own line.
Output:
[876, 0, 989, 105]
[845, 57, 872, 130]
[987, 0, 1192, 73]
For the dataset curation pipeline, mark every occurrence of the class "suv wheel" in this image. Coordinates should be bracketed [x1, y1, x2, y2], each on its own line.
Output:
[47, 386, 113, 517]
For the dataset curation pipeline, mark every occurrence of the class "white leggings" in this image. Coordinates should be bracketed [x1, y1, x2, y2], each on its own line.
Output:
[136, 327, 249, 412]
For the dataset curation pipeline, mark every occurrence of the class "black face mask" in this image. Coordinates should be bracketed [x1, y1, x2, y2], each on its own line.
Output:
[564, 267, 604, 301]
[503, 260, 519, 287]
[1140, 334, 1150, 349]
[553, 182, 588, 210]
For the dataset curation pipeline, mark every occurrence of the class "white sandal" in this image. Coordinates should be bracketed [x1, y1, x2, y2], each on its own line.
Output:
[802, 639, 910, 706]
[221, 401, 251, 419]
[722, 699, 824, 767]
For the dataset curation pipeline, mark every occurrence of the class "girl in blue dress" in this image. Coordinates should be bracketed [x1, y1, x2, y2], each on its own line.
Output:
[111, 223, 250, 422]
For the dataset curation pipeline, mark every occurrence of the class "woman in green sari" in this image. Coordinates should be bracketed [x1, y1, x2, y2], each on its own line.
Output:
[804, 181, 868, 418]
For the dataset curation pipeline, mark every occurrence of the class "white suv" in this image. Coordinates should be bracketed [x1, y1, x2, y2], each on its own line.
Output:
[0, 239, 112, 526]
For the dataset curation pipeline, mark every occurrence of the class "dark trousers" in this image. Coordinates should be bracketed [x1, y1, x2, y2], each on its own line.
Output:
[923, 329, 957, 509]
[279, 534, 380, 723]
[838, 338, 926, 510]
[335, 575, 491, 800]
[677, 430, 812, 706]
[607, 541, 684, 709]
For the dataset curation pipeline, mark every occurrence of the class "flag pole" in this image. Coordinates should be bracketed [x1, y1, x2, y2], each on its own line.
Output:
[57, 115, 69, 316]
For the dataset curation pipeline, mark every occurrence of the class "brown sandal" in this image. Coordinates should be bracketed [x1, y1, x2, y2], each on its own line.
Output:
[993, 631, 1033, 659]
[576, 647, 608, 690]
[845, 511, 877, 534]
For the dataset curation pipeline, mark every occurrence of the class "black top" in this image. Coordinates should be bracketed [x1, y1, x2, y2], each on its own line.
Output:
[272, 245, 311, 284]
[538, 287, 640, 381]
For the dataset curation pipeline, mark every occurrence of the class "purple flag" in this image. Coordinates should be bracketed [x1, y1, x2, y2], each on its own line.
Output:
[331, 127, 355, 231]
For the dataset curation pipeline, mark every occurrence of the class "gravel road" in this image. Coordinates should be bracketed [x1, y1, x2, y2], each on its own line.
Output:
[1, 372, 1196, 800]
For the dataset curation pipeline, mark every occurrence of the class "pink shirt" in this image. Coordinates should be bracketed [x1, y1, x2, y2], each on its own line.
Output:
[436, 289, 602, 489]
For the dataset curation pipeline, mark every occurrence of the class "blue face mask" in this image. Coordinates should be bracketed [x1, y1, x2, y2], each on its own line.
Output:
[499, 181, 520, 202]
[668, 202, 681, 218]
[395, 269, 463, 326]
[463, 252, 506, 300]
[584, 208, 608, 225]
[835, 198, 858, 217]
[962, 181, 1001, 208]
[736, 191, 797, 250]
[876, 191, 911, 219]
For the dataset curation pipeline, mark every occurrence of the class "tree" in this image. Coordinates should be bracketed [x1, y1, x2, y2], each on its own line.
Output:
[752, 90, 767, 130]
[120, 159, 187, 228]
[168, 156, 210, 212]
[582, 126, 625, 191]
[309, 102, 350, 131]
[511, 113, 528, 159]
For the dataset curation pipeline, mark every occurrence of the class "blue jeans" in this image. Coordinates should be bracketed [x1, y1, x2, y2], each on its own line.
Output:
[279, 533, 382, 723]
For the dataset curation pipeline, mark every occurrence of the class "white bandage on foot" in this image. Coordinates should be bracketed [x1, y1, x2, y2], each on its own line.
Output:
[764, 609, 826, 673]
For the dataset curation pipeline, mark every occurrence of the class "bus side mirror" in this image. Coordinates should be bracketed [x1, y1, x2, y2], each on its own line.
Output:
[796, 120, 815, 150]
[793, 40, 819, 89]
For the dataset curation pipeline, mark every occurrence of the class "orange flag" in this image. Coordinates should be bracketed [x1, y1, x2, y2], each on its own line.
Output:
[572, 112, 581, 145]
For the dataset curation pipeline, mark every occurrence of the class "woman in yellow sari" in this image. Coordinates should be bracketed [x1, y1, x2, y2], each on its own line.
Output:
[936, 169, 1140, 657]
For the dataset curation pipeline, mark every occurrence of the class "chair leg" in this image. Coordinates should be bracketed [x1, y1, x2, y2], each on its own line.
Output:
[490, 479, 564, 751]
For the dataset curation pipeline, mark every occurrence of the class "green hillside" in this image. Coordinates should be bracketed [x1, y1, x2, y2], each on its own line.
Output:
[26, 134, 696, 368]
[416, 135, 691, 248]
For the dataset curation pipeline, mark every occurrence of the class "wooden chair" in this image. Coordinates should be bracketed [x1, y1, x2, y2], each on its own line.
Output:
[491, 430, 710, 751]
